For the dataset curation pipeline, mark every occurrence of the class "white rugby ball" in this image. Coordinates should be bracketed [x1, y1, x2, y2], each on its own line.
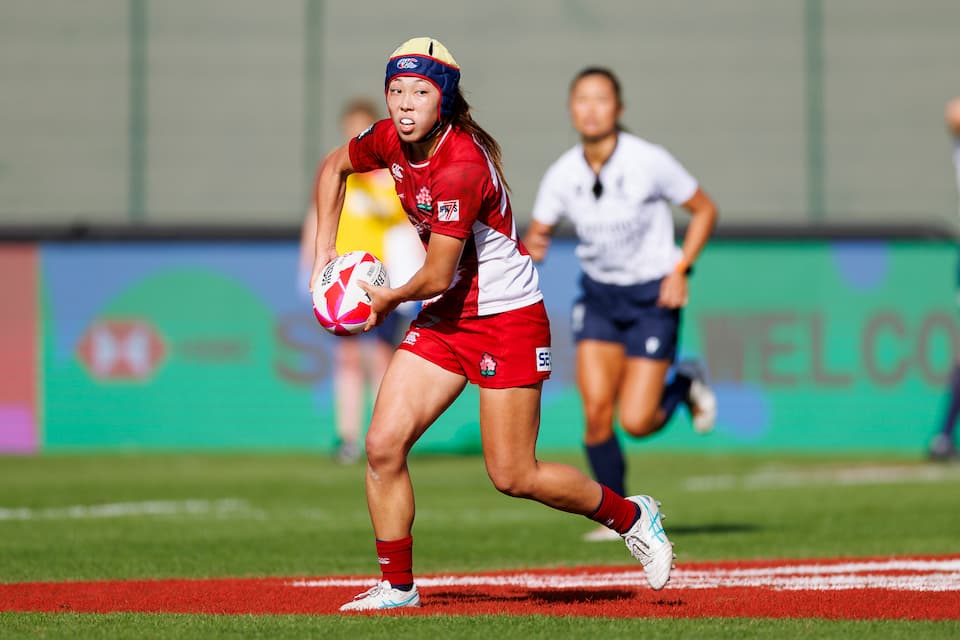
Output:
[312, 251, 389, 336]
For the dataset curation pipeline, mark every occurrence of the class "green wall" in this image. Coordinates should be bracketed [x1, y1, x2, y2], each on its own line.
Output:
[25, 239, 957, 454]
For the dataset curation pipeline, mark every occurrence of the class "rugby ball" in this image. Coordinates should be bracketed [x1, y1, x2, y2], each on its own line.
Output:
[312, 251, 390, 336]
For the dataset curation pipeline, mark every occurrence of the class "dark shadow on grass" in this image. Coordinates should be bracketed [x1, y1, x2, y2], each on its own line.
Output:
[426, 590, 530, 606]
[529, 589, 636, 604]
[667, 523, 761, 535]
[425, 588, 634, 606]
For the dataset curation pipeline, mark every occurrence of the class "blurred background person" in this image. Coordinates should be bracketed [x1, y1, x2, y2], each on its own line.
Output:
[299, 98, 424, 464]
[523, 67, 718, 540]
[929, 96, 960, 462]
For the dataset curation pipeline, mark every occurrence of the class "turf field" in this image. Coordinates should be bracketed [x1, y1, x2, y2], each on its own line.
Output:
[1, 451, 959, 638]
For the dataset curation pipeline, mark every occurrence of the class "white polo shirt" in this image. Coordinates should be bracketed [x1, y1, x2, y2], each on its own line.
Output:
[532, 132, 698, 286]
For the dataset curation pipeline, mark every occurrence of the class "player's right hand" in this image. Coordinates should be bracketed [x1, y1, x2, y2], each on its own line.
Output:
[356, 280, 401, 331]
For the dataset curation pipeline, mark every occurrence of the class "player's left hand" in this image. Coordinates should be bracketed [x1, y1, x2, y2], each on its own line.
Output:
[357, 281, 402, 331]
[308, 246, 339, 294]
[658, 271, 689, 308]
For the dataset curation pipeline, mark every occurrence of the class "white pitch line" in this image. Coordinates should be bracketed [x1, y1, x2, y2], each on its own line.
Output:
[289, 559, 960, 592]
[684, 464, 960, 492]
[683, 558, 960, 576]
[0, 498, 253, 521]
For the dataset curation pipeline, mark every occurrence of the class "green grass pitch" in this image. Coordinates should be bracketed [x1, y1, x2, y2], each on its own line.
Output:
[1, 451, 959, 638]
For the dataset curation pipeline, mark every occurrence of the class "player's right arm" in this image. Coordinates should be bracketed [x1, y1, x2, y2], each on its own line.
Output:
[524, 162, 567, 263]
[522, 219, 554, 263]
[309, 143, 355, 292]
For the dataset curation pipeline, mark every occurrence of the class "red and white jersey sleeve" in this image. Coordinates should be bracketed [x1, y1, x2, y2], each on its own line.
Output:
[426, 149, 542, 318]
[427, 161, 484, 238]
[347, 119, 394, 173]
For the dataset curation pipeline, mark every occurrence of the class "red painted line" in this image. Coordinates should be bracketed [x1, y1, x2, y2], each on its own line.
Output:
[2, 555, 958, 620]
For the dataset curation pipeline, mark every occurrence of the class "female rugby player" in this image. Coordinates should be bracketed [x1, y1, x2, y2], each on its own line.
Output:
[310, 39, 675, 610]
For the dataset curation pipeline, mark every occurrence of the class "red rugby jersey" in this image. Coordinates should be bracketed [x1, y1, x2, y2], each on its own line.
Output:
[349, 119, 542, 319]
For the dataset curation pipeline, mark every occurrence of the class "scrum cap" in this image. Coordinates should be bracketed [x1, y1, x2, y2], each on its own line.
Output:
[385, 37, 461, 119]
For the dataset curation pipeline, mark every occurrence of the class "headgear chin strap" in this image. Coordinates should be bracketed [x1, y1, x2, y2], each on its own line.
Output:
[385, 37, 461, 123]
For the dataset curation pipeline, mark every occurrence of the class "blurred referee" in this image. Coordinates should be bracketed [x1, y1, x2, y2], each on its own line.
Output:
[524, 67, 718, 539]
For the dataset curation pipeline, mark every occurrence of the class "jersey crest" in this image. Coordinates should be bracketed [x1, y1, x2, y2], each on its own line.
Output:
[416, 186, 433, 212]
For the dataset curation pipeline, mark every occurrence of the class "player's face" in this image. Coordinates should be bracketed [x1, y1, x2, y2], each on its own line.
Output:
[386, 76, 441, 143]
[569, 75, 622, 143]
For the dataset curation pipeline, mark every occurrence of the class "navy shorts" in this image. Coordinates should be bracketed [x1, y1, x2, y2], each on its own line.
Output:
[571, 274, 680, 361]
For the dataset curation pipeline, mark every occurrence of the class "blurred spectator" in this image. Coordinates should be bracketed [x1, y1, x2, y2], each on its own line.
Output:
[299, 98, 423, 463]
[929, 97, 960, 461]
[523, 67, 718, 540]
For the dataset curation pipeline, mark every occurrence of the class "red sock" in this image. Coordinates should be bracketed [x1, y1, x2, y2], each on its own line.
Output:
[588, 485, 639, 534]
[375, 536, 414, 587]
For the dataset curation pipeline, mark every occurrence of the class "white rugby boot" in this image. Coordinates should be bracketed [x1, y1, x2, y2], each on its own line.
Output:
[339, 581, 421, 611]
[622, 495, 675, 590]
[675, 359, 717, 434]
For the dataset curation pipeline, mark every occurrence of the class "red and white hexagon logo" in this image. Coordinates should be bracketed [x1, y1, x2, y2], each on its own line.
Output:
[76, 320, 167, 381]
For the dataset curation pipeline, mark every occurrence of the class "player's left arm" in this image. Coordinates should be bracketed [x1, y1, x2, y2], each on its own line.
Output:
[522, 220, 554, 263]
[358, 232, 464, 328]
[659, 187, 718, 308]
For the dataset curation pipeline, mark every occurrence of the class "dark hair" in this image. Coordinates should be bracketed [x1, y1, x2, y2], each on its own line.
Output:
[569, 66, 623, 107]
[448, 87, 510, 191]
[340, 97, 381, 121]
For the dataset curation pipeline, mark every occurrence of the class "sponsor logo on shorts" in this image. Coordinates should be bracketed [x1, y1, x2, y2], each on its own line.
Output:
[535, 347, 552, 372]
[391, 163, 404, 182]
[437, 199, 460, 222]
[479, 352, 498, 377]
[378, 556, 391, 565]
[645, 336, 661, 355]
[402, 330, 419, 346]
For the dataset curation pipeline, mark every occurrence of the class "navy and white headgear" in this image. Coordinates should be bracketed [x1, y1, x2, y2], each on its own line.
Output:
[385, 37, 461, 120]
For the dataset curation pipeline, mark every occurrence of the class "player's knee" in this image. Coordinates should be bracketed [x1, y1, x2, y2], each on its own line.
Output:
[364, 430, 407, 471]
[583, 404, 615, 436]
[487, 467, 535, 499]
[620, 407, 659, 438]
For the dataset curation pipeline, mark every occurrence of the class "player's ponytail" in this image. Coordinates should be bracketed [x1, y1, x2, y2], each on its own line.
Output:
[449, 88, 511, 192]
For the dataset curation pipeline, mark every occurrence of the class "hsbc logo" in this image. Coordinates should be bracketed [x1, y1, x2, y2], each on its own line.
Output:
[76, 320, 166, 381]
